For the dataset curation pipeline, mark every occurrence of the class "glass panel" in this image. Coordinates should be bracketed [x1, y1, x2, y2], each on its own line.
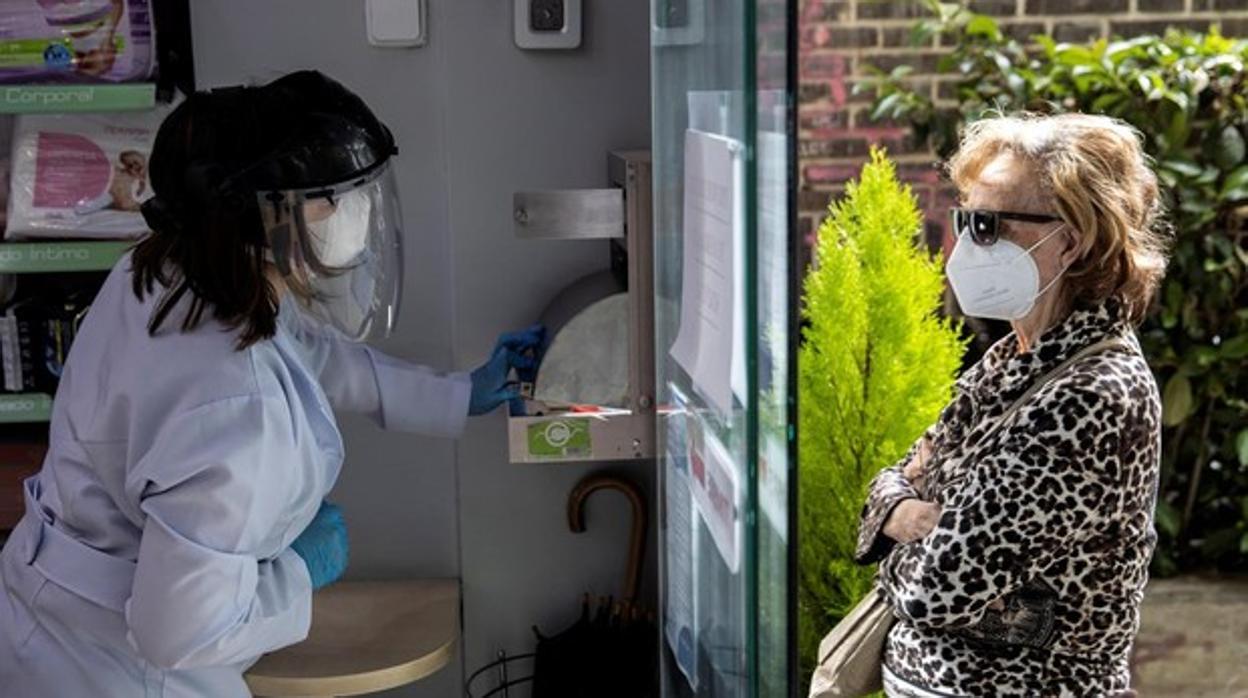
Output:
[753, 0, 795, 693]
[652, 0, 794, 695]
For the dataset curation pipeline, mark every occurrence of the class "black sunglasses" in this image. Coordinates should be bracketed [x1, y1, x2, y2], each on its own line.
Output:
[950, 207, 1062, 246]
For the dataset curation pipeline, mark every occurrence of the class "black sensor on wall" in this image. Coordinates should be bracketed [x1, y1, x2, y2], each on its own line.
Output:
[530, 0, 565, 32]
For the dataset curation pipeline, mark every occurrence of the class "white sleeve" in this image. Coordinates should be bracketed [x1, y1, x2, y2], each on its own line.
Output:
[125, 395, 314, 670]
[284, 307, 471, 438]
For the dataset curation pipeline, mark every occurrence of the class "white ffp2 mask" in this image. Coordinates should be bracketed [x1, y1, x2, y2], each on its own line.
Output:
[306, 188, 372, 268]
[946, 224, 1068, 321]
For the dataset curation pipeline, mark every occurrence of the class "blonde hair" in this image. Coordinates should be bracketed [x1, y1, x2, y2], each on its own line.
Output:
[947, 112, 1171, 325]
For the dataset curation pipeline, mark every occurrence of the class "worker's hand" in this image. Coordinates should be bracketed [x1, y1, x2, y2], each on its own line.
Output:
[290, 501, 349, 591]
[883, 499, 942, 545]
[469, 325, 545, 416]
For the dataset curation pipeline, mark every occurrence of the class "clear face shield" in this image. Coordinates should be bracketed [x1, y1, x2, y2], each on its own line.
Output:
[258, 163, 404, 341]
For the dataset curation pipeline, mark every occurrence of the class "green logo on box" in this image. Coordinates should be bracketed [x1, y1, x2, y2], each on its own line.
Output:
[527, 419, 591, 457]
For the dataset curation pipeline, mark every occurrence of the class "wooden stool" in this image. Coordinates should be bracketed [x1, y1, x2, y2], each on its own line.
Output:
[246, 579, 459, 698]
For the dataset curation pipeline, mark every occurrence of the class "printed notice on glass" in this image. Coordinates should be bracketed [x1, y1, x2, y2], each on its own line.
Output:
[686, 413, 741, 573]
[662, 403, 699, 689]
[670, 129, 744, 418]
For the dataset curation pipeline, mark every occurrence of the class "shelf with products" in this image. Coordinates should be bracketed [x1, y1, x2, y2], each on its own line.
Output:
[0, 1, 194, 448]
[0, 0, 194, 113]
[0, 273, 107, 426]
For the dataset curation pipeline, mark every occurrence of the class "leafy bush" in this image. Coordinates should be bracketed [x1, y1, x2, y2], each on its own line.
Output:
[863, 3, 1248, 574]
[798, 148, 965, 676]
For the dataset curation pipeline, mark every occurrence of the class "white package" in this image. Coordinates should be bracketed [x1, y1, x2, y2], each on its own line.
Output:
[6, 109, 166, 240]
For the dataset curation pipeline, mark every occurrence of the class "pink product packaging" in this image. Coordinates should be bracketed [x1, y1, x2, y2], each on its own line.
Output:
[6, 108, 166, 240]
[0, 0, 155, 84]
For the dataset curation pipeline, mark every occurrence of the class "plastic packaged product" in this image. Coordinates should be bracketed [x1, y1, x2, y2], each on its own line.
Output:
[6, 107, 164, 239]
[0, 297, 41, 393]
[0, 0, 155, 84]
[0, 290, 91, 393]
[42, 289, 92, 383]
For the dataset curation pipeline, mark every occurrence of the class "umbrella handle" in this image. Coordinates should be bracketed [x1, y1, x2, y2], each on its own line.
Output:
[566, 474, 647, 603]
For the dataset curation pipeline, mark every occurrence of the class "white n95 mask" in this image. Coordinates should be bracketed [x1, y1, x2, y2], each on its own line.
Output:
[305, 187, 373, 268]
[946, 223, 1068, 321]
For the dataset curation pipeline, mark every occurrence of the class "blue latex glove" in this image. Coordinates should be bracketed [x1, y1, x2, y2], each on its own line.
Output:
[290, 501, 349, 591]
[469, 324, 545, 416]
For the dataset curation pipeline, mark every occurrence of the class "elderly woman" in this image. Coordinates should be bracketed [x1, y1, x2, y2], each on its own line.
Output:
[855, 113, 1169, 697]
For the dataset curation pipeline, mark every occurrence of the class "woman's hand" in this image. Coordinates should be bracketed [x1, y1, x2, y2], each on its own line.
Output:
[903, 438, 933, 490]
[883, 499, 942, 544]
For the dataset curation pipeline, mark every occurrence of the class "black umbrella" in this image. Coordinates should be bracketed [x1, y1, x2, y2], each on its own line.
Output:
[530, 474, 658, 698]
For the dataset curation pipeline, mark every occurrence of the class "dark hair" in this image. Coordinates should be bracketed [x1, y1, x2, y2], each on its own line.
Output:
[131, 88, 280, 349]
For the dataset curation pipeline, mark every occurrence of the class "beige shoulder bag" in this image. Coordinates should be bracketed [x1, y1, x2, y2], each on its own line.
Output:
[807, 336, 1129, 698]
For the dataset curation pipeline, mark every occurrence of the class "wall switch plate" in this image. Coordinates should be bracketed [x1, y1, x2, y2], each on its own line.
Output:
[514, 0, 582, 50]
[652, 0, 704, 46]
[366, 0, 426, 48]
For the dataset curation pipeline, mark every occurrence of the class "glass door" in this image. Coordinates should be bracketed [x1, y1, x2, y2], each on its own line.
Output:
[651, 1, 796, 695]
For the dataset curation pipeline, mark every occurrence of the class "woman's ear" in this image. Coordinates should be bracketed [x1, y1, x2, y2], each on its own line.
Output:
[1057, 225, 1082, 268]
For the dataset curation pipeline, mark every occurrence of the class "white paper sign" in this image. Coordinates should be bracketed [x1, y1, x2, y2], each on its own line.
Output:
[663, 407, 699, 689]
[687, 414, 741, 573]
[670, 129, 744, 418]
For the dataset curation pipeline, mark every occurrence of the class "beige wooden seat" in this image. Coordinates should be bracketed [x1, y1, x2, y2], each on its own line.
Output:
[245, 579, 459, 698]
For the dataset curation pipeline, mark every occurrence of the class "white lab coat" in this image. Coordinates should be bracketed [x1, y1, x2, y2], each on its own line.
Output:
[0, 256, 470, 697]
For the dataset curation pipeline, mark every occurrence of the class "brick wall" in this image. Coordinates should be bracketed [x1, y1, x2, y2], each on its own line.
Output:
[797, 0, 1248, 256]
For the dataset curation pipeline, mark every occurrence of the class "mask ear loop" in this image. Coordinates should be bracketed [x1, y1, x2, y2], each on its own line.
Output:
[1029, 223, 1072, 300]
[1016, 221, 1068, 258]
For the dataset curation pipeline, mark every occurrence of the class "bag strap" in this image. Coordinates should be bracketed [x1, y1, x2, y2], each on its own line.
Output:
[982, 336, 1132, 443]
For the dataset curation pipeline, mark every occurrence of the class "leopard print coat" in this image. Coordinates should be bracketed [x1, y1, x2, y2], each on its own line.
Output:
[856, 298, 1162, 697]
